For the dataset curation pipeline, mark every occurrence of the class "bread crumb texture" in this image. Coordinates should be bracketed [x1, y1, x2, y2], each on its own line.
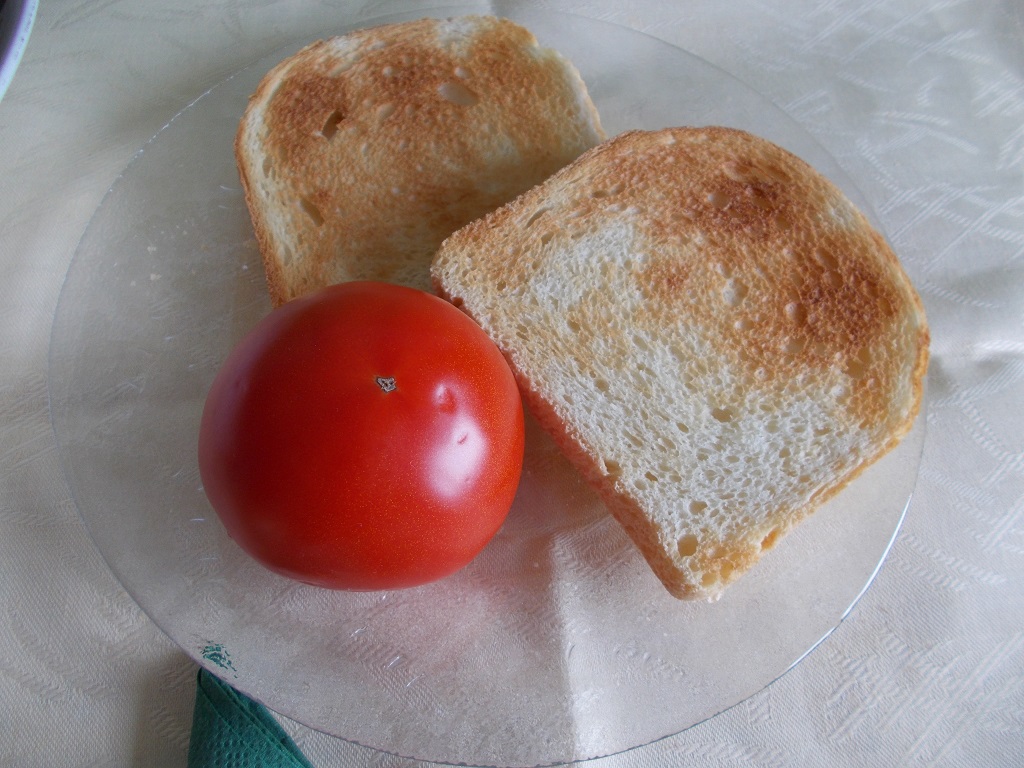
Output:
[433, 127, 929, 600]
[236, 15, 604, 305]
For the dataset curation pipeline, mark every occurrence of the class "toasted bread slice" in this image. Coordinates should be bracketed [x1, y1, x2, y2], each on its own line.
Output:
[235, 15, 605, 305]
[432, 127, 930, 601]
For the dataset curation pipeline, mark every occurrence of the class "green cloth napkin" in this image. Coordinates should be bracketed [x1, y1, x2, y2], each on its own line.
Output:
[188, 669, 314, 768]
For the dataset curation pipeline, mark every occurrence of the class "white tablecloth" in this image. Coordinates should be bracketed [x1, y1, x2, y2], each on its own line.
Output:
[2, 1, 1021, 765]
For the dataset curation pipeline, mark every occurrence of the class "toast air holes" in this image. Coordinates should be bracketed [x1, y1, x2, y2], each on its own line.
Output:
[590, 183, 623, 199]
[785, 302, 808, 325]
[814, 249, 839, 270]
[438, 81, 479, 106]
[320, 109, 345, 140]
[712, 406, 736, 423]
[723, 279, 748, 307]
[524, 206, 551, 228]
[845, 346, 873, 379]
[708, 190, 731, 209]
[299, 197, 325, 227]
[677, 534, 699, 557]
[782, 337, 806, 355]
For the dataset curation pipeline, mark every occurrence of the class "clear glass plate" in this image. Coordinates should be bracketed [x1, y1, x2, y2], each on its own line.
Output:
[48, 6, 926, 767]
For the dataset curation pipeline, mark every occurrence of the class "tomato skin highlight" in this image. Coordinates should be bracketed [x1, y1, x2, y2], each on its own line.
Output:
[198, 281, 525, 590]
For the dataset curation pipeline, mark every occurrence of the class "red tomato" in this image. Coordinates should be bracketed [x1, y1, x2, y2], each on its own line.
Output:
[198, 281, 525, 590]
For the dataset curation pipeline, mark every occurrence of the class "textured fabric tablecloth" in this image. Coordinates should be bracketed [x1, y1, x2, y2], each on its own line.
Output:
[2, 1, 1021, 765]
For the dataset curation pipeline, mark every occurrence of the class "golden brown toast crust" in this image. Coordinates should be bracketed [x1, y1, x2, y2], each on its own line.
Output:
[235, 16, 604, 305]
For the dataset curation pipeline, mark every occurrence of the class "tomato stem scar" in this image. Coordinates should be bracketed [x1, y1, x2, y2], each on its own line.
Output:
[376, 376, 397, 393]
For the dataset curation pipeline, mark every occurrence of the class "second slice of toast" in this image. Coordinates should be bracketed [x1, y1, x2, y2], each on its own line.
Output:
[236, 15, 605, 305]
